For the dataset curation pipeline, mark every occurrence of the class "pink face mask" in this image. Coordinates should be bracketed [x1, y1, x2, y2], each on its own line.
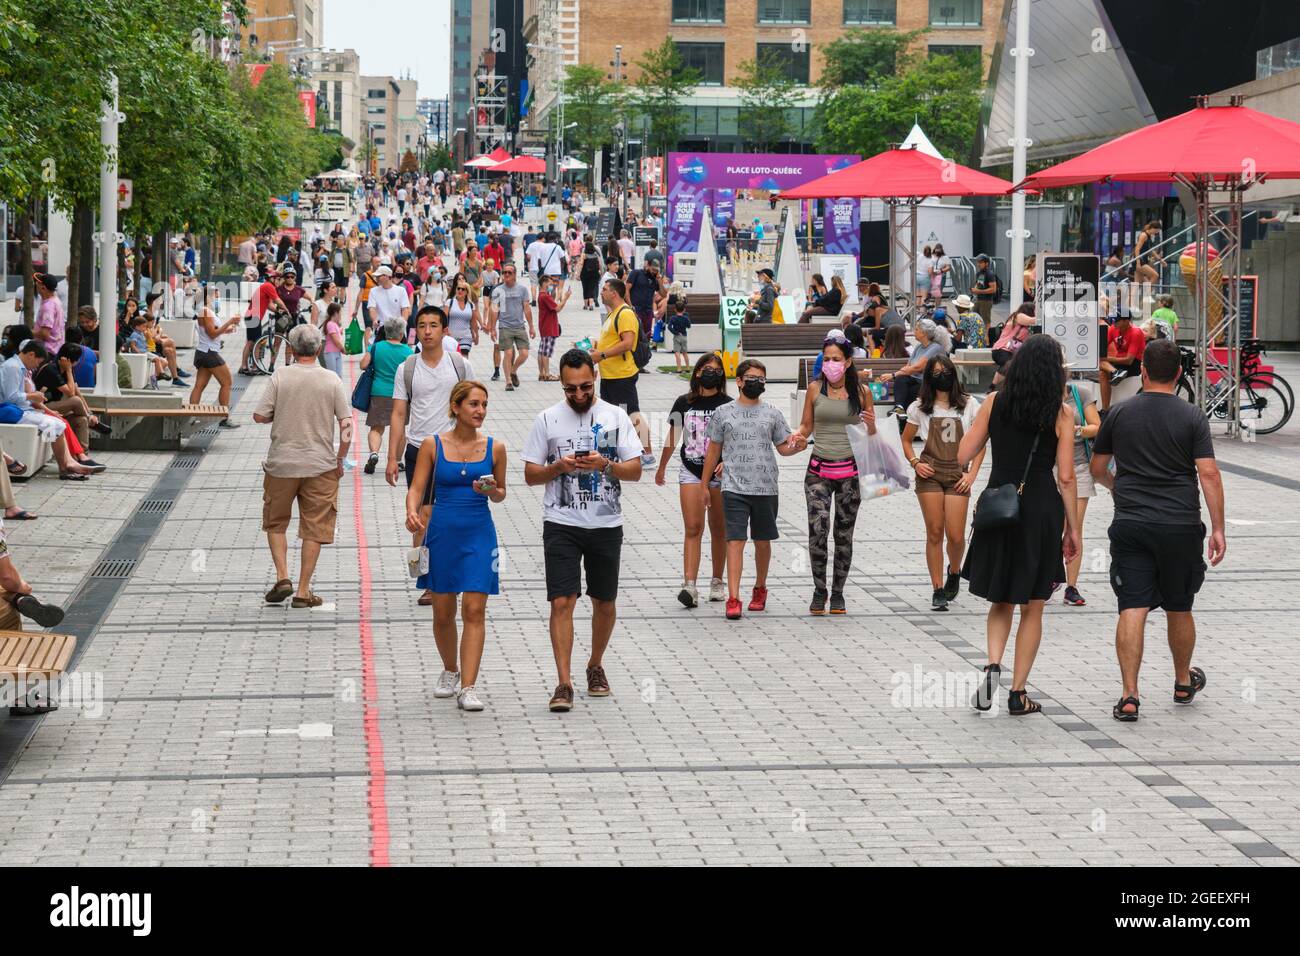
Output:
[822, 359, 846, 384]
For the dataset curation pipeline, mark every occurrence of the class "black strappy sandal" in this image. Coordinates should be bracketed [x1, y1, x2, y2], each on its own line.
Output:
[972, 663, 1001, 711]
[1173, 667, 1206, 704]
[1112, 696, 1140, 722]
[1008, 689, 1041, 716]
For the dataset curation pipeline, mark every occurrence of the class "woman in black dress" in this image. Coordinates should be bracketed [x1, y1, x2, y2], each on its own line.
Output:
[958, 335, 1081, 716]
[580, 239, 601, 310]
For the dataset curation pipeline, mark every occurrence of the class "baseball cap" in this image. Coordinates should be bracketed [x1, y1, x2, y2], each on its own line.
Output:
[756, 268, 775, 280]
[375, 265, 393, 277]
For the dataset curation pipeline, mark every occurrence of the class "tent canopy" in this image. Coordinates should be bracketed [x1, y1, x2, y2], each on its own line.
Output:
[315, 168, 361, 180]
[492, 155, 546, 174]
[1017, 103, 1300, 189]
[900, 123, 943, 159]
[464, 155, 501, 168]
[779, 145, 1015, 200]
[560, 156, 589, 171]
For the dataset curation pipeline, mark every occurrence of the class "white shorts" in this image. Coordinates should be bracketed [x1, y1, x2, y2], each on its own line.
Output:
[679, 469, 720, 488]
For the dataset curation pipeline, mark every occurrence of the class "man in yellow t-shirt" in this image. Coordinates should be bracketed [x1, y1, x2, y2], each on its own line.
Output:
[591, 279, 652, 463]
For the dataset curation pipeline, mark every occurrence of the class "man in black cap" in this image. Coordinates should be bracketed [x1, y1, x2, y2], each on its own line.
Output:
[748, 268, 776, 324]
[971, 254, 999, 329]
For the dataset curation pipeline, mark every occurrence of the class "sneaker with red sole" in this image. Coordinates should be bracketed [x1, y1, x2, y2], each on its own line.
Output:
[725, 597, 742, 620]
[748, 586, 768, 612]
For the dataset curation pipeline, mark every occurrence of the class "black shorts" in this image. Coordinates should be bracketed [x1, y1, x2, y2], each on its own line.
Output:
[1108, 521, 1207, 612]
[993, 348, 1015, 368]
[403, 441, 435, 505]
[543, 521, 623, 601]
[722, 491, 779, 542]
[245, 324, 262, 343]
[194, 349, 225, 369]
[360, 300, 373, 328]
[599, 374, 640, 415]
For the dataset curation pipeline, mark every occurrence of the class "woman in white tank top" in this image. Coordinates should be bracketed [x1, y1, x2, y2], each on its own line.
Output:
[190, 286, 242, 427]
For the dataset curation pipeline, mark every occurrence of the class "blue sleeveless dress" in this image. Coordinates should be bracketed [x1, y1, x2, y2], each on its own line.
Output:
[417, 436, 500, 595]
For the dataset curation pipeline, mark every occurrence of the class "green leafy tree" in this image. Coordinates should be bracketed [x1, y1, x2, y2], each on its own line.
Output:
[818, 27, 926, 90]
[631, 39, 699, 157]
[562, 63, 624, 161]
[815, 54, 982, 162]
[735, 52, 799, 152]
[423, 142, 452, 174]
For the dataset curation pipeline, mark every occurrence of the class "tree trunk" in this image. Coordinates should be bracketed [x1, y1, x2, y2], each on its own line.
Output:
[67, 205, 86, 320]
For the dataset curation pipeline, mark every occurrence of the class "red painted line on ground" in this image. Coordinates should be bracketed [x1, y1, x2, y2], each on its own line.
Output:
[347, 354, 390, 867]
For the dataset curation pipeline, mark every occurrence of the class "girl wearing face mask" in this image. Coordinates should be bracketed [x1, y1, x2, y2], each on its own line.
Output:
[656, 353, 733, 608]
[901, 355, 984, 612]
[793, 336, 876, 615]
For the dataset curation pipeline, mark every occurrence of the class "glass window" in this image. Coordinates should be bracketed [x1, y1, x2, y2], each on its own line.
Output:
[672, 0, 724, 23]
[843, 0, 895, 24]
[927, 44, 982, 72]
[929, 0, 981, 27]
[675, 42, 725, 86]
[757, 0, 809, 23]
[717, 106, 739, 136]
[757, 43, 809, 84]
[696, 106, 718, 135]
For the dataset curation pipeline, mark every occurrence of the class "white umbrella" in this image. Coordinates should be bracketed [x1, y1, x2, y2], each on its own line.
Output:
[464, 155, 500, 168]
[560, 156, 589, 171]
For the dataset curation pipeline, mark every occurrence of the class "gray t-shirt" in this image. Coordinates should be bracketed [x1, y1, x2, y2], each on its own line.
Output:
[492, 281, 529, 330]
[909, 341, 947, 381]
[706, 401, 792, 497]
[1092, 391, 1214, 526]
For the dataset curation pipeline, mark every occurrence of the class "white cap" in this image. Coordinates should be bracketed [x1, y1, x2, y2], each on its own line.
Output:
[375, 265, 393, 277]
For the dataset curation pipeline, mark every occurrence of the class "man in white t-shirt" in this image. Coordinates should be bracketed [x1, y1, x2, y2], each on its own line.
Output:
[522, 348, 643, 713]
[388, 304, 473, 602]
[396, 186, 408, 215]
[368, 266, 411, 327]
[617, 229, 635, 266]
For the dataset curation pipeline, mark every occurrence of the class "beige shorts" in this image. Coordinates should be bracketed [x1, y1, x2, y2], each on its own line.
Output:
[262, 471, 340, 543]
[499, 326, 530, 353]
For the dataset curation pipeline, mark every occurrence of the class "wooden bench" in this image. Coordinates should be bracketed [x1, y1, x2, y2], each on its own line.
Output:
[740, 323, 837, 356]
[100, 404, 229, 420]
[791, 357, 907, 424]
[1, 630, 76, 714]
[92, 404, 229, 451]
[684, 293, 720, 323]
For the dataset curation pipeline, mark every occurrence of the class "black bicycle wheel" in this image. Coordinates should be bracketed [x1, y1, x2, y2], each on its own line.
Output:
[1175, 377, 1195, 403]
[253, 333, 286, 374]
[1239, 374, 1292, 436]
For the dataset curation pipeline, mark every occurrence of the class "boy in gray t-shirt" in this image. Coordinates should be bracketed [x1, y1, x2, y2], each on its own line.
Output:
[700, 358, 806, 619]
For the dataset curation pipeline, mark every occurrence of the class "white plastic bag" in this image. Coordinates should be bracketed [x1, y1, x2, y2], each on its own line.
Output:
[846, 420, 912, 500]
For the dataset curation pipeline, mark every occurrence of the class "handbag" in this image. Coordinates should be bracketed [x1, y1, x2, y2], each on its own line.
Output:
[350, 345, 377, 412]
[406, 436, 438, 579]
[971, 431, 1041, 532]
[344, 315, 364, 355]
[1069, 383, 1092, 459]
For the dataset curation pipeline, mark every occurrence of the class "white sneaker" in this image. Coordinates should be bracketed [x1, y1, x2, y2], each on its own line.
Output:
[433, 670, 459, 698]
[640, 452, 656, 467]
[709, 578, 726, 602]
[457, 685, 485, 711]
[677, 583, 699, 609]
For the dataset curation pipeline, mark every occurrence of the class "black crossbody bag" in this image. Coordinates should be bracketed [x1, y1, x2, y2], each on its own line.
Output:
[971, 431, 1040, 532]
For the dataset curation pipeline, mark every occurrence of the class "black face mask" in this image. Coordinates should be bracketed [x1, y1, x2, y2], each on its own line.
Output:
[741, 380, 766, 399]
[929, 373, 955, 392]
[699, 368, 724, 389]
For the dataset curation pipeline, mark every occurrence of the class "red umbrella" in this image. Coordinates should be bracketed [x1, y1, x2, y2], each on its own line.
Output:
[779, 145, 1014, 200]
[486, 146, 512, 163]
[1018, 104, 1300, 189]
[491, 155, 546, 174]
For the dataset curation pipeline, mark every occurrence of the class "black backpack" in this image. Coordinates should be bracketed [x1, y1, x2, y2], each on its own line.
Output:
[615, 305, 652, 370]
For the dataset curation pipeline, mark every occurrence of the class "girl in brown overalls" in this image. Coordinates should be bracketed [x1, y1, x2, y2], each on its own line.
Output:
[901, 355, 985, 612]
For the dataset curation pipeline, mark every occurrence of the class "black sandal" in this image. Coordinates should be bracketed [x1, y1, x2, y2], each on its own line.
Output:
[1173, 667, 1206, 704]
[1008, 689, 1041, 716]
[1112, 695, 1141, 722]
[972, 663, 1001, 711]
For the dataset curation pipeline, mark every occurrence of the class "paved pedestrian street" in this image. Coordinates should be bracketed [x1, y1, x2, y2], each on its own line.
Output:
[1, 292, 1298, 867]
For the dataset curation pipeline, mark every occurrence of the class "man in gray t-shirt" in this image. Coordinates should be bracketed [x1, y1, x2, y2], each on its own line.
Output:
[490, 263, 536, 390]
[699, 359, 806, 616]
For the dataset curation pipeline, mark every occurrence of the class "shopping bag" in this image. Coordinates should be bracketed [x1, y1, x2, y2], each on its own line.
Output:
[344, 316, 364, 355]
[847, 420, 912, 500]
[652, 318, 665, 344]
[351, 349, 376, 412]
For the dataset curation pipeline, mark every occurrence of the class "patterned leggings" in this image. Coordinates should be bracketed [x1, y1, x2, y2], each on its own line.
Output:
[804, 470, 862, 593]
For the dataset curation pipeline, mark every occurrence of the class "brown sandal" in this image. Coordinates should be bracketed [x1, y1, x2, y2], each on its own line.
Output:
[265, 579, 293, 604]
[291, 593, 324, 609]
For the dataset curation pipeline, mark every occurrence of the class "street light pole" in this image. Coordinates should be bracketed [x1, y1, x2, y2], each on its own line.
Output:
[94, 74, 121, 397]
[613, 45, 626, 220]
[1008, 0, 1033, 311]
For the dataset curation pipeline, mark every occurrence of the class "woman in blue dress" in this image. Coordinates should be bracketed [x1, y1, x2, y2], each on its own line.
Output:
[405, 380, 506, 712]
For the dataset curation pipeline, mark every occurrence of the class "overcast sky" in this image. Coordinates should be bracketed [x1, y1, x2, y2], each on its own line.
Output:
[324, 0, 450, 98]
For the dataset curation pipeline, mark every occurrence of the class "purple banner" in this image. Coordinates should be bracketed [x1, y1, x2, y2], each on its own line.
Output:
[666, 152, 860, 276]
[824, 197, 861, 258]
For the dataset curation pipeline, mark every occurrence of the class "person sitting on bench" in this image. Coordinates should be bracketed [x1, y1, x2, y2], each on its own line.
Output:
[1099, 307, 1144, 410]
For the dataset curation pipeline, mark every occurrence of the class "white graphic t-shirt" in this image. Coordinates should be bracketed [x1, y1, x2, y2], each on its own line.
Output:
[521, 399, 643, 528]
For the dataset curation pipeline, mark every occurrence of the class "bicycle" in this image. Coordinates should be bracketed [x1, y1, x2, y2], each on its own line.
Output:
[251, 300, 315, 374]
[1176, 338, 1293, 435]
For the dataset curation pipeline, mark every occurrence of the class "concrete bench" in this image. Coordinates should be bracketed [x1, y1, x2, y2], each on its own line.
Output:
[1, 630, 76, 714]
[953, 347, 996, 391]
[158, 319, 196, 349]
[85, 393, 229, 450]
[0, 423, 52, 481]
[117, 352, 150, 389]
